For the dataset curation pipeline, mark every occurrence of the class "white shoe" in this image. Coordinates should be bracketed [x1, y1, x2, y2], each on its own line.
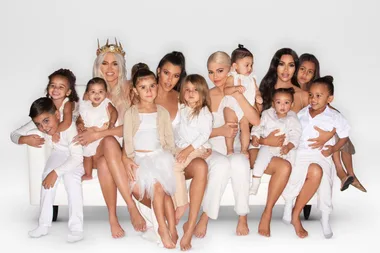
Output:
[28, 226, 48, 238]
[249, 177, 261, 195]
[67, 231, 84, 243]
[320, 212, 333, 239]
[282, 201, 293, 225]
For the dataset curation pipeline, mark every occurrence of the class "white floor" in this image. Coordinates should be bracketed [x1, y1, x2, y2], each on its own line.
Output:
[1, 162, 378, 253]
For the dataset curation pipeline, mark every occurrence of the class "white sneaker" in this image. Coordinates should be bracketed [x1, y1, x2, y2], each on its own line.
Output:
[28, 226, 48, 238]
[320, 212, 333, 239]
[67, 231, 84, 243]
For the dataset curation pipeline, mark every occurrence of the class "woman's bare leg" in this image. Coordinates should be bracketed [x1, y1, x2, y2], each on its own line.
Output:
[258, 157, 291, 237]
[164, 195, 178, 244]
[291, 164, 322, 238]
[182, 158, 208, 250]
[99, 137, 146, 231]
[96, 156, 124, 238]
[153, 183, 175, 249]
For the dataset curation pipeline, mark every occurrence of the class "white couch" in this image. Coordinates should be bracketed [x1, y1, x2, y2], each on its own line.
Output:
[27, 85, 316, 221]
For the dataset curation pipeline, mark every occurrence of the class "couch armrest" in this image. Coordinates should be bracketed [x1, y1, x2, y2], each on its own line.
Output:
[27, 129, 52, 205]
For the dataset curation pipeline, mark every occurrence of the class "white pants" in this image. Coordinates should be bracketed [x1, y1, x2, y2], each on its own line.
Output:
[39, 151, 84, 232]
[282, 150, 334, 214]
[203, 150, 251, 219]
[252, 146, 295, 177]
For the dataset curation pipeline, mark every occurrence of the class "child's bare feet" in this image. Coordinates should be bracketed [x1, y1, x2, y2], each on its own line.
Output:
[291, 213, 308, 238]
[175, 203, 189, 225]
[158, 227, 176, 249]
[227, 149, 234, 156]
[81, 174, 93, 181]
[258, 210, 271, 237]
[241, 150, 249, 158]
[128, 206, 147, 232]
[194, 213, 208, 238]
[109, 216, 125, 238]
[236, 215, 249, 236]
[181, 222, 193, 251]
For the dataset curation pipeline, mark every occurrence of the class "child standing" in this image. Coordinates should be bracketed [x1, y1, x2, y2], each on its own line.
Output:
[282, 76, 350, 239]
[19, 97, 84, 242]
[173, 74, 213, 224]
[78, 77, 118, 180]
[123, 69, 177, 249]
[249, 88, 301, 195]
[224, 44, 263, 156]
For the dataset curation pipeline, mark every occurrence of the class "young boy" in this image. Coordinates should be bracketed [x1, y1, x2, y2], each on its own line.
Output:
[11, 97, 84, 242]
[282, 76, 350, 239]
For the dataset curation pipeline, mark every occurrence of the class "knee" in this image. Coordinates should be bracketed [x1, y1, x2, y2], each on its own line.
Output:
[102, 136, 118, 147]
[192, 158, 208, 177]
[282, 160, 292, 177]
[308, 163, 323, 180]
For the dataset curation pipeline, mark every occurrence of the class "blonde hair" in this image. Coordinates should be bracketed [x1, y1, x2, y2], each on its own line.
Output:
[179, 74, 211, 118]
[93, 52, 130, 114]
[207, 51, 231, 67]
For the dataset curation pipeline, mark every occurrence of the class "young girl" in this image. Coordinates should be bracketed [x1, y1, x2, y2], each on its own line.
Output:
[46, 69, 80, 142]
[282, 76, 350, 239]
[173, 74, 213, 224]
[224, 44, 262, 156]
[123, 68, 177, 249]
[249, 88, 301, 195]
[78, 77, 118, 180]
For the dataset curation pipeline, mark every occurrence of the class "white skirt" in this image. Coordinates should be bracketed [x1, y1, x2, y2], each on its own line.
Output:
[132, 149, 176, 200]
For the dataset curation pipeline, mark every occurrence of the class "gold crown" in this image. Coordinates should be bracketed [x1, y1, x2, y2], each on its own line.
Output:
[96, 38, 125, 57]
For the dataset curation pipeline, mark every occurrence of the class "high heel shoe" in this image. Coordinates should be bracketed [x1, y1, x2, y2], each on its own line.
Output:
[340, 175, 354, 191]
[351, 177, 367, 192]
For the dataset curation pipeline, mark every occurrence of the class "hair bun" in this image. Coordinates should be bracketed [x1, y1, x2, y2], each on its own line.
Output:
[324, 75, 334, 83]
[238, 44, 244, 49]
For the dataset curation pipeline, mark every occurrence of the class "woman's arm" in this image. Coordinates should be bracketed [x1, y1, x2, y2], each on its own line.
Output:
[259, 129, 285, 147]
[209, 122, 238, 138]
[107, 103, 118, 129]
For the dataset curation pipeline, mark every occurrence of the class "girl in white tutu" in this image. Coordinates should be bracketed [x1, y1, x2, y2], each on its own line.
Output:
[78, 77, 118, 180]
[123, 68, 177, 249]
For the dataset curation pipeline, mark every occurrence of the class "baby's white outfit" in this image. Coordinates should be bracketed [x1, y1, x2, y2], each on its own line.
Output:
[251, 107, 302, 177]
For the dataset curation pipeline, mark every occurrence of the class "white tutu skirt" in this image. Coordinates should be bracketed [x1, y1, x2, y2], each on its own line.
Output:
[132, 149, 176, 200]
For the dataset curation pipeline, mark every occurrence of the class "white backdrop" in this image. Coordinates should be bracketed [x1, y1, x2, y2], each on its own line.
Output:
[1, 0, 379, 251]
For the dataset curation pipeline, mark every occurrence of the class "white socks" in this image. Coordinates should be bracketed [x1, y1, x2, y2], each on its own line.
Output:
[67, 231, 84, 243]
[320, 212, 333, 239]
[29, 226, 49, 238]
[249, 177, 261, 195]
[282, 201, 293, 224]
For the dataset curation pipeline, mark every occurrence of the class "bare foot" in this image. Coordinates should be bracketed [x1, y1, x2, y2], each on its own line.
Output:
[194, 213, 208, 238]
[109, 216, 125, 238]
[158, 227, 176, 249]
[81, 174, 93, 181]
[175, 204, 189, 225]
[291, 214, 308, 238]
[236, 215, 249, 236]
[227, 149, 234, 156]
[180, 222, 194, 251]
[241, 150, 249, 159]
[258, 210, 271, 237]
[169, 226, 179, 245]
[128, 206, 146, 232]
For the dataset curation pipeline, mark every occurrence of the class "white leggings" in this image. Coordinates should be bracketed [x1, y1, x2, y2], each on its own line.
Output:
[203, 151, 250, 219]
[39, 151, 84, 232]
[282, 150, 334, 214]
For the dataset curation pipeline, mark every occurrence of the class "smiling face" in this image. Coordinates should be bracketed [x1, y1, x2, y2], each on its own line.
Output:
[233, 56, 253, 76]
[100, 53, 120, 86]
[157, 62, 181, 92]
[134, 76, 158, 103]
[47, 76, 71, 101]
[277, 54, 296, 83]
[87, 83, 107, 106]
[308, 83, 333, 114]
[32, 111, 60, 136]
[207, 62, 230, 88]
[297, 61, 316, 88]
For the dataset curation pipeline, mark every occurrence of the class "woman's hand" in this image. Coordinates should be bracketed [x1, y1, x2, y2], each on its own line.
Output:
[201, 148, 212, 160]
[176, 146, 193, 163]
[262, 129, 285, 147]
[221, 122, 238, 138]
[73, 127, 100, 146]
[308, 126, 336, 149]
[122, 155, 139, 181]
[251, 136, 260, 147]
[20, 134, 45, 148]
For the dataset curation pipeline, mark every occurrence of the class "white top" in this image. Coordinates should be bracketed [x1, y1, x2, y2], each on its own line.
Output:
[251, 107, 302, 148]
[297, 105, 350, 151]
[171, 103, 181, 130]
[229, 71, 257, 106]
[174, 105, 213, 149]
[133, 112, 161, 151]
[79, 98, 112, 128]
[60, 98, 79, 122]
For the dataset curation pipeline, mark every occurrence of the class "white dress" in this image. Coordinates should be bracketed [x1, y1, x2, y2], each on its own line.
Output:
[79, 98, 112, 157]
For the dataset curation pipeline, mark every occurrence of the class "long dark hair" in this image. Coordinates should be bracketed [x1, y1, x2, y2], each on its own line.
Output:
[259, 48, 299, 110]
[156, 51, 187, 91]
[297, 53, 320, 90]
[46, 68, 79, 102]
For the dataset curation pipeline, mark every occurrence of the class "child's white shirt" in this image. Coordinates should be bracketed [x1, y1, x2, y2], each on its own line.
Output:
[174, 105, 213, 149]
[79, 98, 112, 128]
[297, 105, 350, 152]
[229, 71, 257, 106]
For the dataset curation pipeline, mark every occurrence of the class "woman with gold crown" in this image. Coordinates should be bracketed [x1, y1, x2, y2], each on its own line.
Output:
[75, 38, 146, 238]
